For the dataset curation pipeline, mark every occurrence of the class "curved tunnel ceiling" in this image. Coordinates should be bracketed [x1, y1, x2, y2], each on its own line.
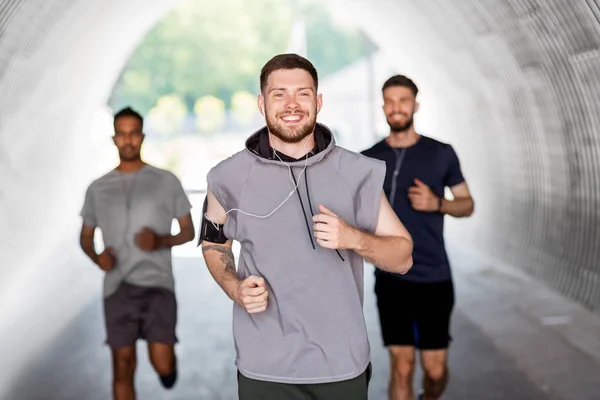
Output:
[2, 0, 600, 384]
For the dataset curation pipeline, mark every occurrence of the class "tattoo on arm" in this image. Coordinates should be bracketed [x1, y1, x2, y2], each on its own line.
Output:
[203, 245, 236, 274]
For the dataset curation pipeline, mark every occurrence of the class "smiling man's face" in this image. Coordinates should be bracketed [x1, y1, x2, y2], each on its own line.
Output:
[382, 85, 419, 133]
[259, 68, 322, 143]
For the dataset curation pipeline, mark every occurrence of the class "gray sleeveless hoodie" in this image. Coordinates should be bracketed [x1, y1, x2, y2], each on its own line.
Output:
[207, 123, 385, 384]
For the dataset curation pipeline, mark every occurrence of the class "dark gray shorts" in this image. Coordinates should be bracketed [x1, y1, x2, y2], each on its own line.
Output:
[103, 282, 178, 349]
[238, 364, 371, 400]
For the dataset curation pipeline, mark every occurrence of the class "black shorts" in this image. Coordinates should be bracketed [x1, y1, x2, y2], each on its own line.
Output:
[374, 275, 454, 350]
[103, 282, 178, 349]
[238, 364, 371, 400]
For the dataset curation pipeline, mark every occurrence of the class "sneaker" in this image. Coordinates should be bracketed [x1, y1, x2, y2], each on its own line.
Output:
[159, 369, 178, 389]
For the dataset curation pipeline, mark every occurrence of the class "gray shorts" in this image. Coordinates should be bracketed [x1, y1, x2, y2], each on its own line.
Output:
[103, 282, 178, 349]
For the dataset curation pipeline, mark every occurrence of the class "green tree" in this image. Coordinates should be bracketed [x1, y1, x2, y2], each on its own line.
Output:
[194, 95, 226, 133]
[300, 0, 375, 76]
[108, 0, 374, 115]
[146, 94, 188, 136]
[231, 90, 257, 128]
[109, 0, 292, 114]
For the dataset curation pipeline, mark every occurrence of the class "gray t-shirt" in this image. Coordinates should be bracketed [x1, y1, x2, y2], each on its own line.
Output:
[207, 124, 385, 384]
[80, 164, 192, 298]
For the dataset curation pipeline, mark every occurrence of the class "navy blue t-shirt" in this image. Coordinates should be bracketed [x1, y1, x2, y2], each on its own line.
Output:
[361, 135, 465, 283]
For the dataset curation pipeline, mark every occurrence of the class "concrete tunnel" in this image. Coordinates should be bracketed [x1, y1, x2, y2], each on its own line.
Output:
[1, 0, 600, 399]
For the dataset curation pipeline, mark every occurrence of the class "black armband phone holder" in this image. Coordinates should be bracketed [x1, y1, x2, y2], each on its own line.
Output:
[198, 196, 228, 245]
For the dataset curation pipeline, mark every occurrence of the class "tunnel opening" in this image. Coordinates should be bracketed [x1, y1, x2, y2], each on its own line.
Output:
[1, 1, 432, 396]
[3, 0, 600, 398]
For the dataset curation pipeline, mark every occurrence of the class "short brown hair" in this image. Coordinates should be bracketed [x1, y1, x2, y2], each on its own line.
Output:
[382, 75, 419, 97]
[260, 54, 319, 94]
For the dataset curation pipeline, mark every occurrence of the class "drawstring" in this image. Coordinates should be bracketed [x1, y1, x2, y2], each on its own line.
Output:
[290, 168, 316, 250]
[290, 161, 345, 262]
[304, 168, 345, 262]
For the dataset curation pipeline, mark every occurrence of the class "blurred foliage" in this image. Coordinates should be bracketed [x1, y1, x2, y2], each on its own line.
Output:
[231, 91, 256, 128]
[194, 95, 226, 133]
[146, 94, 188, 136]
[108, 0, 375, 117]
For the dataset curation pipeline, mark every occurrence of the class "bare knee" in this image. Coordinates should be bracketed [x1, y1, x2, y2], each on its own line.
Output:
[390, 347, 415, 385]
[421, 349, 448, 383]
[393, 358, 415, 382]
[152, 358, 174, 376]
[423, 362, 447, 383]
[149, 343, 175, 376]
[113, 348, 136, 382]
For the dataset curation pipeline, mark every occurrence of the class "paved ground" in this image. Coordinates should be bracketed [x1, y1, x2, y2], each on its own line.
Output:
[9, 241, 600, 400]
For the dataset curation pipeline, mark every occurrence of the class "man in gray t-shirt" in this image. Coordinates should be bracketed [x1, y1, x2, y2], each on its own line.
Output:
[79, 107, 194, 400]
[201, 54, 414, 400]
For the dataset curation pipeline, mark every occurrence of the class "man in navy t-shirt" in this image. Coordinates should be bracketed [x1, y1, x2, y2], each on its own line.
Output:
[362, 75, 475, 400]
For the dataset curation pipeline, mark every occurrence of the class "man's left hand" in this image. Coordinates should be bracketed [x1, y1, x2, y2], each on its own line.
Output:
[408, 178, 441, 212]
[135, 227, 161, 251]
[408, 178, 440, 212]
[312, 204, 358, 250]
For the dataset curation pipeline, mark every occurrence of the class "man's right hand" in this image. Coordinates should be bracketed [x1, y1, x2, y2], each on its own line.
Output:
[97, 247, 116, 271]
[234, 276, 268, 314]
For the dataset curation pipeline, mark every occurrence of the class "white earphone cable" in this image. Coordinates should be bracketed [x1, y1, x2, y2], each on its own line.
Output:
[205, 132, 314, 229]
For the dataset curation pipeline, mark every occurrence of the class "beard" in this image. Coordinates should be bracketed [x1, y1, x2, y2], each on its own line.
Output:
[387, 115, 414, 133]
[118, 146, 141, 162]
[266, 109, 316, 144]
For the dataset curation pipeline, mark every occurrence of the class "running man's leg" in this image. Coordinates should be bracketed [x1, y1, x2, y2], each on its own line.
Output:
[420, 349, 449, 400]
[104, 283, 142, 400]
[148, 343, 177, 388]
[375, 275, 418, 400]
[414, 280, 454, 400]
[111, 346, 137, 400]
[142, 286, 179, 388]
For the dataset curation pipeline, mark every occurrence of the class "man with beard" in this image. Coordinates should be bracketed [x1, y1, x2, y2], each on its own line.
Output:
[361, 75, 475, 400]
[79, 107, 195, 400]
[200, 54, 414, 400]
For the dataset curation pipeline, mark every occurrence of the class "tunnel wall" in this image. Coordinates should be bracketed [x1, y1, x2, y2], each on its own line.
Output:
[333, 0, 600, 313]
[0, 0, 181, 392]
[1, 0, 600, 390]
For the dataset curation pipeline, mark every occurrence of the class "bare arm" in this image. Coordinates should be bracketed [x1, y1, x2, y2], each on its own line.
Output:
[408, 178, 474, 218]
[80, 224, 99, 264]
[313, 192, 413, 274]
[79, 224, 115, 271]
[202, 241, 242, 301]
[201, 189, 268, 313]
[352, 192, 413, 273]
[159, 213, 195, 248]
[201, 189, 240, 300]
[135, 213, 195, 251]
[440, 181, 474, 218]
